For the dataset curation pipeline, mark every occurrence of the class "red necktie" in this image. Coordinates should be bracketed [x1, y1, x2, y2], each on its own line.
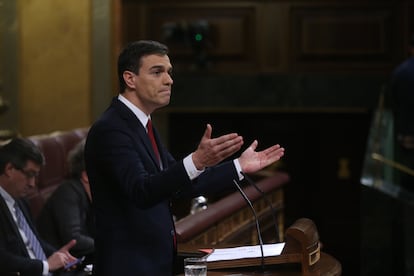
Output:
[146, 119, 160, 163]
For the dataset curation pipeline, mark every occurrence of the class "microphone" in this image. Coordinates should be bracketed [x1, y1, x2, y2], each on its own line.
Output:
[232, 179, 265, 270]
[241, 172, 280, 243]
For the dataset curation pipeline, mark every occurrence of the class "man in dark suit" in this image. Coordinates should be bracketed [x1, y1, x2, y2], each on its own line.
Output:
[85, 40, 285, 275]
[0, 138, 78, 276]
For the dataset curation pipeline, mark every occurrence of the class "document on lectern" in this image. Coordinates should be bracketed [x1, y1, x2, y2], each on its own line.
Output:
[205, 243, 285, 265]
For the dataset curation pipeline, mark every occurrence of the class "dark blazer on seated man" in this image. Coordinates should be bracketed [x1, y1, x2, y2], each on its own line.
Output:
[0, 197, 55, 275]
[37, 139, 95, 264]
[0, 138, 77, 276]
[37, 179, 94, 259]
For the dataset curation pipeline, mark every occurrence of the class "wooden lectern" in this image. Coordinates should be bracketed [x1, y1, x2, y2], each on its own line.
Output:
[175, 172, 341, 275]
[279, 218, 323, 276]
[206, 218, 340, 275]
[178, 217, 341, 275]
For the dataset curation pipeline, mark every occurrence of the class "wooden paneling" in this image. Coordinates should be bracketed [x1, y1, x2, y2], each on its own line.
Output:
[148, 6, 255, 56]
[122, 3, 258, 72]
[120, 0, 409, 74]
[18, 0, 92, 136]
[290, 4, 397, 70]
[293, 9, 390, 56]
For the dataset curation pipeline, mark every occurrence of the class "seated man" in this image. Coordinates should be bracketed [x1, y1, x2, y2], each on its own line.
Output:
[0, 138, 77, 276]
[37, 139, 94, 265]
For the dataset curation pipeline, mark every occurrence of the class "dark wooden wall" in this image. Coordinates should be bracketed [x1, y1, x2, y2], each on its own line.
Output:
[119, 0, 414, 75]
[116, 1, 414, 275]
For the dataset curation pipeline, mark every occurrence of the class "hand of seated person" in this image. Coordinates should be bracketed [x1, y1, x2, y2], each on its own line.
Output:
[47, 239, 77, 271]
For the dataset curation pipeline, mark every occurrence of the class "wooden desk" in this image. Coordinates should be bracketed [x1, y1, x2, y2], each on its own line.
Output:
[201, 252, 340, 275]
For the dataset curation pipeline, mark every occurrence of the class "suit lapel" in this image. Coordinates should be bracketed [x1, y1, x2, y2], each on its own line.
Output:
[111, 98, 164, 170]
[0, 196, 20, 235]
[0, 196, 30, 256]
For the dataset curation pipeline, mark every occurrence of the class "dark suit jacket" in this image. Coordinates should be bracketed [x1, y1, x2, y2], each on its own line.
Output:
[37, 179, 94, 260]
[85, 97, 238, 275]
[0, 196, 55, 276]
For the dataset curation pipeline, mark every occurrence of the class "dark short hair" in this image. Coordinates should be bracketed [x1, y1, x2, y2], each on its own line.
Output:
[117, 40, 169, 92]
[67, 138, 86, 179]
[0, 138, 44, 174]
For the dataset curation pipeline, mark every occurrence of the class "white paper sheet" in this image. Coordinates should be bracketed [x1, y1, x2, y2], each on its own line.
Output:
[206, 243, 285, 262]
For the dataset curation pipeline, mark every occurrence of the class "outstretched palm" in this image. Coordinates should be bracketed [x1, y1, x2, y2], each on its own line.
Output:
[238, 140, 285, 173]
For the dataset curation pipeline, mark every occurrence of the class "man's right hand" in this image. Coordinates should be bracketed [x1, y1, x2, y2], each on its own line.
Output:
[47, 239, 77, 271]
[192, 124, 244, 170]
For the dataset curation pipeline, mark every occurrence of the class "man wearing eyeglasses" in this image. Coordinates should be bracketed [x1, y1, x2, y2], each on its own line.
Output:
[0, 138, 78, 276]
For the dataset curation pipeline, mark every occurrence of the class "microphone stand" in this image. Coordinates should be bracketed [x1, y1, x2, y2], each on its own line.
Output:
[233, 179, 265, 271]
[241, 172, 281, 242]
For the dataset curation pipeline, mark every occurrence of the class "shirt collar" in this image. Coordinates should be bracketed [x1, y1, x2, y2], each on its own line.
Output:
[118, 94, 150, 129]
[0, 185, 15, 210]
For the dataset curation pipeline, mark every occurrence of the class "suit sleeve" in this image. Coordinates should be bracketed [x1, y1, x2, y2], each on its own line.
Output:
[49, 182, 94, 256]
[0, 248, 44, 276]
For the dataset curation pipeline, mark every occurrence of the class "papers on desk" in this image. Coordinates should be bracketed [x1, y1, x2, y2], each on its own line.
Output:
[206, 243, 285, 262]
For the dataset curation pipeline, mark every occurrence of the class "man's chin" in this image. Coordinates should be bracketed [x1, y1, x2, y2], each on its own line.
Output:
[159, 99, 171, 108]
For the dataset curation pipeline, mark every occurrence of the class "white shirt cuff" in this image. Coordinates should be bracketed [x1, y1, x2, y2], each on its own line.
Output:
[184, 154, 204, 180]
[42, 260, 49, 275]
[233, 159, 244, 180]
[184, 154, 244, 181]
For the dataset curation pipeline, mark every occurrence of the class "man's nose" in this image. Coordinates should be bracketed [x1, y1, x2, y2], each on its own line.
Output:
[165, 73, 173, 85]
[27, 177, 36, 188]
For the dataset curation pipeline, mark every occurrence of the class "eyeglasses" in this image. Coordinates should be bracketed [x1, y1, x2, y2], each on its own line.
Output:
[15, 167, 39, 179]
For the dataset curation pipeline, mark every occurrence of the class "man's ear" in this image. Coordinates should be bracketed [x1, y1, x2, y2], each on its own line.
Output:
[123, 71, 136, 89]
[4, 163, 14, 177]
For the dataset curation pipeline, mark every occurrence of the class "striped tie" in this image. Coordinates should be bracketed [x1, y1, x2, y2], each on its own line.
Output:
[14, 203, 47, 260]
